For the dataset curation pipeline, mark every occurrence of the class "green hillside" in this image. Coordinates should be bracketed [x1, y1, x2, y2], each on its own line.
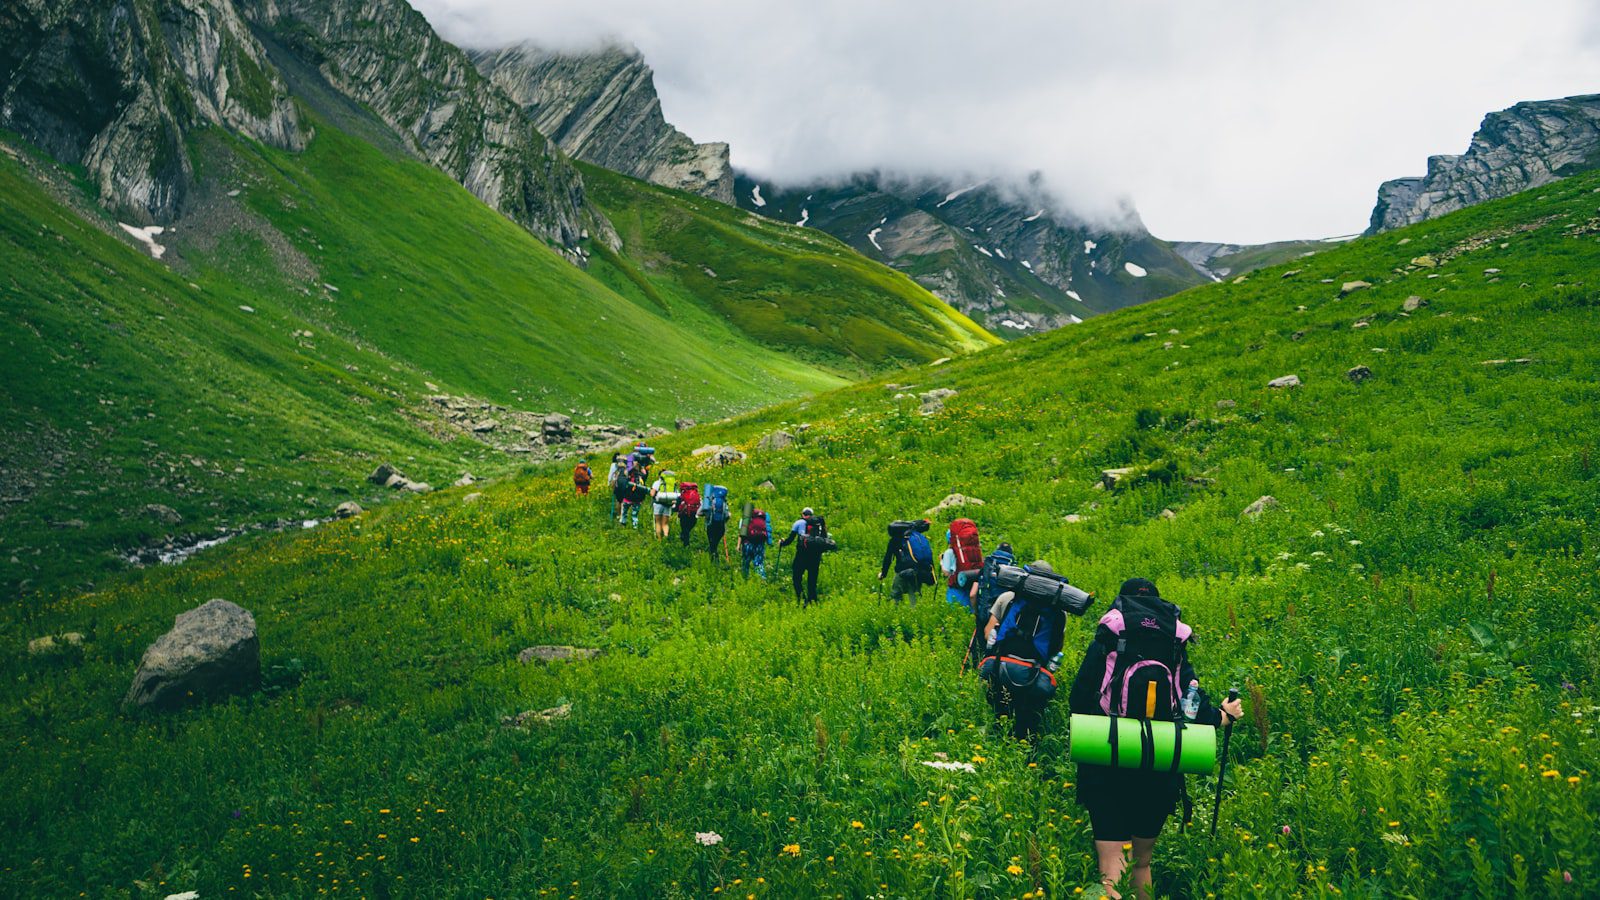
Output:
[580, 162, 997, 370]
[3, 166, 1598, 897]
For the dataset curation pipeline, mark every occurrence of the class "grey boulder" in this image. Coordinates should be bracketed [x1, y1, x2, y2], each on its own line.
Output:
[124, 599, 259, 709]
[758, 430, 796, 451]
[1267, 374, 1302, 389]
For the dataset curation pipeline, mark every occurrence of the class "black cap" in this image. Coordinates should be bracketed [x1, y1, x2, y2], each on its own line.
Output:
[1118, 577, 1160, 599]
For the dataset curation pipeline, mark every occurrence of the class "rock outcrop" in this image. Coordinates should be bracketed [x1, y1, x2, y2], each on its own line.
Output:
[1367, 95, 1600, 233]
[0, 0, 304, 223]
[124, 599, 260, 709]
[238, 0, 595, 250]
[471, 43, 734, 203]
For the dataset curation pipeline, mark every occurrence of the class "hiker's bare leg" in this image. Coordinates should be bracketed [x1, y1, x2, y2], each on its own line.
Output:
[1130, 835, 1159, 899]
[1094, 840, 1127, 899]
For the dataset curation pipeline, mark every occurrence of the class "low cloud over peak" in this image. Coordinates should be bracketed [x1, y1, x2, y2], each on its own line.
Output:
[414, 0, 1600, 244]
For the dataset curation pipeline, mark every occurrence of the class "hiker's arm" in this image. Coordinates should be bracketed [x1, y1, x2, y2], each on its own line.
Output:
[1067, 639, 1107, 715]
[1179, 658, 1241, 726]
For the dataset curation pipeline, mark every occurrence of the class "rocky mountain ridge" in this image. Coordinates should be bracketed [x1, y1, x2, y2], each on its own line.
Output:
[734, 172, 1206, 333]
[0, 0, 304, 223]
[1368, 94, 1600, 233]
[470, 43, 734, 204]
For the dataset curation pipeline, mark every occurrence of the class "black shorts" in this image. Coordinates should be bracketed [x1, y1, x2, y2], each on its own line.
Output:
[1078, 765, 1179, 842]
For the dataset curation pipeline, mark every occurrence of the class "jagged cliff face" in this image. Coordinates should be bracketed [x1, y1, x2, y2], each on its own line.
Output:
[735, 172, 1205, 334]
[0, 0, 303, 222]
[1368, 94, 1600, 233]
[242, 0, 592, 249]
[470, 43, 734, 204]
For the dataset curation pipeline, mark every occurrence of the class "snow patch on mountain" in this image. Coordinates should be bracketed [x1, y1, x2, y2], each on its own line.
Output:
[1084, 240, 1097, 254]
[1023, 209, 1044, 223]
[797, 208, 809, 227]
[119, 223, 167, 259]
[1124, 262, 1148, 277]
[750, 185, 766, 207]
[973, 245, 993, 257]
[937, 181, 986, 208]
[867, 227, 884, 251]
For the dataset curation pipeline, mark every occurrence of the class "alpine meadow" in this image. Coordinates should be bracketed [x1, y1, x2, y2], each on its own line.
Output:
[3, 1, 1600, 898]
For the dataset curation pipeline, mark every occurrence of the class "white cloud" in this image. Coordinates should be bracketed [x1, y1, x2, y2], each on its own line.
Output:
[410, 0, 1600, 243]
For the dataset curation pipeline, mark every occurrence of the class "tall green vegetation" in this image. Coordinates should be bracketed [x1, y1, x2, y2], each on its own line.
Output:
[3, 152, 1598, 897]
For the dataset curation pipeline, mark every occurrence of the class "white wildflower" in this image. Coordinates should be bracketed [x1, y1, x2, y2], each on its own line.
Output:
[921, 760, 978, 773]
[695, 831, 723, 846]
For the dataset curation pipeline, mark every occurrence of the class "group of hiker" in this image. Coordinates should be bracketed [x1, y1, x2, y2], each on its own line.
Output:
[576, 450, 1246, 897]
[575, 446, 838, 604]
[880, 516, 1245, 899]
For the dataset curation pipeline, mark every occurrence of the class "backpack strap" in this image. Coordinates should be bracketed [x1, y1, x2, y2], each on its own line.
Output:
[1138, 719, 1157, 771]
[1169, 720, 1185, 774]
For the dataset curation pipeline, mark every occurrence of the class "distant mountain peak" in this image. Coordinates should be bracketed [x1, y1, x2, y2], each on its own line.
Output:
[470, 42, 735, 204]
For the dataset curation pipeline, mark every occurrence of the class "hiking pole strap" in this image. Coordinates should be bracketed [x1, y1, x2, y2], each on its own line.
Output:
[1210, 686, 1240, 836]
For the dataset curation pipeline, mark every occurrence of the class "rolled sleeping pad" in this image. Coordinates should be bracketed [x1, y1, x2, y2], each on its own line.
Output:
[996, 565, 1094, 616]
[1068, 713, 1217, 774]
[655, 491, 681, 505]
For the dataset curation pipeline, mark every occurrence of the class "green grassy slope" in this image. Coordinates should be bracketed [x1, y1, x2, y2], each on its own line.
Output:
[581, 162, 997, 372]
[0, 119, 851, 598]
[3, 169, 1599, 897]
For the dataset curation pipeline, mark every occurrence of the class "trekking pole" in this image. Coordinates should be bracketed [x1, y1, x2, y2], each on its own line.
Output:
[1210, 686, 1241, 837]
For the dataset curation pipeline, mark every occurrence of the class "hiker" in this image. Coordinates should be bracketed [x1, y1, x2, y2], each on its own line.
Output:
[650, 469, 680, 540]
[963, 541, 1016, 669]
[978, 560, 1067, 740]
[701, 484, 734, 563]
[738, 502, 772, 578]
[940, 518, 984, 608]
[879, 519, 934, 603]
[619, 464, 648, 528]
[778, 507, 831, 605]
[1066, 577, 1242, 900]
[573, 459, 593, 496]
[606, 453, 623, 518]
[675, 481, 701, 547]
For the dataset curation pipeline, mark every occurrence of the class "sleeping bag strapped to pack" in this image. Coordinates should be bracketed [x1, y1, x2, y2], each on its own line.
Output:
[948, 518, 983, 588]
[978, 653, 1057, 703]
[706, 485, 731, 522]
[676, 482, 700, 516]
[744, 508, 770, 542]
[995, 564, 1094, 617]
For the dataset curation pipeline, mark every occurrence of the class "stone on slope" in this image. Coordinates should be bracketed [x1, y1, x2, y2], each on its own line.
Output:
[502, 703, 572, 728]
[1339, 281, 1372, 296]
[334, 501, 363, 518]
[368, 463, 402, 485]
[758, 430, 795, 451]
[542, 414, 574, 443]
[453, 473, 477, 487]
[711, 447, 746, 467]
[143, 504, 183, 525]
[1268, 375, 1302, 389]
[1347, 365, 1373, 383]
[28, 632, 85, 657]
[1216, 399, 1237, 410]
[517, 645, 600, 664]
[925, 493, 984, 516]
[674, 418, 696, 431]
[124, 599, 259, 709]
[920, 388, 958, 415]
[692, 444, 723, 456]
[1402, 295, 1428, 312]
[1100, 468, 1135, 490]
[1242, 496, 1280, 518]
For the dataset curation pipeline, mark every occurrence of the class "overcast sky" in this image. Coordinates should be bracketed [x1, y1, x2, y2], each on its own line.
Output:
[412, 0, 1600, 243]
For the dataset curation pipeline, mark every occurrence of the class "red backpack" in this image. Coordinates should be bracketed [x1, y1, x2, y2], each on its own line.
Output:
[948, 518, 983, 587]
[676, 482, 701, 515]
[745, 509, 769, 541]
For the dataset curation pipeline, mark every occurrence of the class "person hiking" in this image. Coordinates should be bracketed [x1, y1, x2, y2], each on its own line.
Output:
[879, 519, 934, 604]
[675, 482, 701, 548]
[649, 470, 680, 541]
[940, 518, 983, 609]
[963, 541, 1016, 669]
[697, 484, 733, 563]
[738, 502, 772, 579]
[978, 560, 1067, 740]
[619, 464, 647, 528]
[778, 507, 830, 605]
[1066, 577, 1243, 900]
[573, 459, 593, 496]
[606, 453, 623, 518]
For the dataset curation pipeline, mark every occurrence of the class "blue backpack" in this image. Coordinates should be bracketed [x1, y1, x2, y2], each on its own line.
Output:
[906, 531, 936, 584]
[705, 485, 731, 522]
[973, 547, 1016, 619]
[992, 584, 1062, 662]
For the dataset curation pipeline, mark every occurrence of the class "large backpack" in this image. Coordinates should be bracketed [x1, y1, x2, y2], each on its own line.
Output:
[574, 463, 592, 484]
[1095, 594, 1192, 722]
[659, 472, 679, 494]
[705, 485, 731, 522]
[744, 509, 769, 542]
[801, 515, 837, 553]
[972, 546, 1017, 620]
[907, 531, 935, 584]
[991, 593, 1061, 662]
[948, 518, 984, 588]
[676, 482, 700, 515]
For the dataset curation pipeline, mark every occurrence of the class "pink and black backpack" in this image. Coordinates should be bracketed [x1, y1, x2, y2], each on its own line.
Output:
[1095, 592, 1193, 722]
